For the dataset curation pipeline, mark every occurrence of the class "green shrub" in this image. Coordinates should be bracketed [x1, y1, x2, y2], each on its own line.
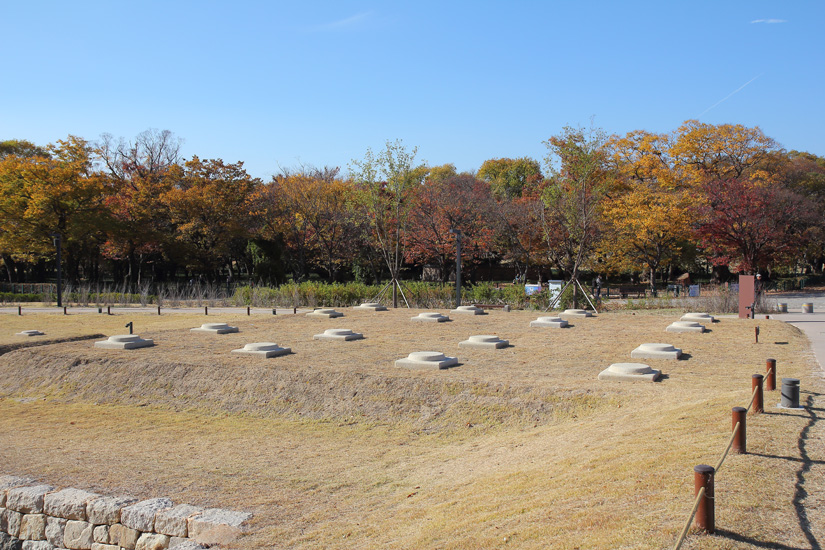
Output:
[0, 292, 44, 303]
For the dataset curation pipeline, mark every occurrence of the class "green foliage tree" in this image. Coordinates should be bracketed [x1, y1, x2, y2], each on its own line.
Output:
[478, 157, 543, 200]
[540, 126, 615, 305]
[349, 139, 425, 306]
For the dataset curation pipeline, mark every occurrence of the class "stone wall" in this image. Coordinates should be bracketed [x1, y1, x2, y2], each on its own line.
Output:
[0, 476, 251, 550]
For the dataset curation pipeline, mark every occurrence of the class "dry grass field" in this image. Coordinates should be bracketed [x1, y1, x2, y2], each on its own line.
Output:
[0, 307, 823, 549]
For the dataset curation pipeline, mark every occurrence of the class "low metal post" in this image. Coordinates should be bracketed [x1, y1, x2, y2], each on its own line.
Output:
[18, 306, 21, 316]
[293, 307, 297, 314]
[766, 358, 776, 391]
[107, 306, 111, 315]
[752, 374, 764, 414]
[247, 306, 250, 316]
[732, 407, 747, 454]
[205, 306, 208, 315]
[125, 322, 133, 335]
[754, 326, 759, 344]
[63, 306, 67, 315]
[694, 465, 715, 533]
[157, 306, 161, 315]
[781, 378, 800, 408]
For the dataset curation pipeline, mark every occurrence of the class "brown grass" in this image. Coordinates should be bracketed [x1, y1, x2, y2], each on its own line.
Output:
[0, 308, 823, 549]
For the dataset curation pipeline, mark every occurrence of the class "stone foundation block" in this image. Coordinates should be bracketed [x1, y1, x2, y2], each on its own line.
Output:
[107, 524, 139, 550]
[560, 308, 594, 319]
[135, 533, 170, 550]
[63, 521, 93, 550]
[187, 508, 252, 546]
[458, 335, 508, 349]
[598, 363, 661, 382]
[44, 489, 100, 521]
[354, 302, 387, 311]
[86, 496, 137, 525]
[120, 498, 172, 532]
[0, 477, 36, 507]
[449, 305, 485, 315]
[395, 351, 458, 370]
[3, 508, 23, 537]
[20, 541, 52, 550]
[6, 486, 55, 514]
[306, 308, 343, 318]
[94, 335, 154, 350]
[0, 532, 21, 550]
[19, 515, 46, 541]
[154, 505, 201, 538]
[92, 526, 108, 545]
[44, 517, 66, 548]
[168, 539, 204, 550]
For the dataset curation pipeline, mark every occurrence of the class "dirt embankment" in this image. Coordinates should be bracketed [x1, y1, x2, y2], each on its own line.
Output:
[0, 345, 608, 433]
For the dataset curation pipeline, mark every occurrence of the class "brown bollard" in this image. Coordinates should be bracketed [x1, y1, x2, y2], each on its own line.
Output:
[766, 358, 776, 391]
[157, 306, 161, 315]
[752, 374, 764, 414]
[63, 306, 67, 315]
[18, 306, 21, 316]
[247, 306, 250, 316]
[293, 307, 297, 314]
[107, 306, 111, 315]
[754, 326, 759, 344]
[694, 464, 715, 533]
[732, 407, 747, 454]
[205, 306, 208, 315]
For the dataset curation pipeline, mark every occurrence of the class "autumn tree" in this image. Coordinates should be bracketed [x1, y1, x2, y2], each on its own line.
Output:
[0, 136, 112, 282]
[349, 140, 425, 306]
[0, 139, 49, 159]
[540, 126, 615, 299]
[670, 120, 782, 185]
[264, 169, 361, 282]
[781, 151, 825, 272]
[163, 157, 261, 276]
[404, 173, 495, 282]
[96, 129, 183, 285]
[603, 130, 694, 293]
[695, 177, 815, 274]
[478, 157, 543, 200]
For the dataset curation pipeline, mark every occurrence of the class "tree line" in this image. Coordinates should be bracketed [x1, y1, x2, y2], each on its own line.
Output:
[1, 121, 824, 293]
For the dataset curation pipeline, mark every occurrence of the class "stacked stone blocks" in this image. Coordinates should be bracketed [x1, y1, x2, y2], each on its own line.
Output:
[0, 476, 251, 550]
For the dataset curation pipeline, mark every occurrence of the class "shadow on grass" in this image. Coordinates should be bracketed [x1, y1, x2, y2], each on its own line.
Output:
[714, 529, 813, 550]
[721, 394, 821, 549]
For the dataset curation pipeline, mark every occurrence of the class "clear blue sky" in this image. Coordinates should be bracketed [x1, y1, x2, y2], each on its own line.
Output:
[2, 1, 822, 180]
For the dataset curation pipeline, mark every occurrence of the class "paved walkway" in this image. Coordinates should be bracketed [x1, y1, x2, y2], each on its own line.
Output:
[766, 293, 825, 372]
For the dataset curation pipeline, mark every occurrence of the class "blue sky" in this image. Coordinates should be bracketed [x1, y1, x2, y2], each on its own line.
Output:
[1, 1, 822, 180]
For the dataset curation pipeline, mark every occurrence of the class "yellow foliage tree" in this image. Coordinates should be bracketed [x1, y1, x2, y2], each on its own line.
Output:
[669, 120, 782, 186]
[603, 129, 697, 293]
[0, 136, 110, 280]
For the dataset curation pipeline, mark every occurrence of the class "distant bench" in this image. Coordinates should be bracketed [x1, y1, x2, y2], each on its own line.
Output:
[602, 285, 648, 299]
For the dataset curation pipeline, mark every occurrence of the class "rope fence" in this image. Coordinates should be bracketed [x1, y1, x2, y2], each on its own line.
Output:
[672, 360, 777, 550]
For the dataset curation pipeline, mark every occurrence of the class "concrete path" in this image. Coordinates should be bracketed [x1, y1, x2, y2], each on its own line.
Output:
[1, 306, 313, 316]
[768, 294, 825, 373]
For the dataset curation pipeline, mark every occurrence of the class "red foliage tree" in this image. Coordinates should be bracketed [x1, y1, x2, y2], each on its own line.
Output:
[696, 178, 815, 274]
[404, 174, 495, 282]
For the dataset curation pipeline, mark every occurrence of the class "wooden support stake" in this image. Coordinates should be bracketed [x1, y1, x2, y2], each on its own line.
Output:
[732, 407, 746, 454]
[751, 374, 764, 414]
[694, 465, 715, 534]
[766, 358, 776, 391]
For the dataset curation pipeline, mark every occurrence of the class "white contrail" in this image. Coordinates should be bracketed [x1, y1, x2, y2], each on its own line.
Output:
[698, 74, 764, 117]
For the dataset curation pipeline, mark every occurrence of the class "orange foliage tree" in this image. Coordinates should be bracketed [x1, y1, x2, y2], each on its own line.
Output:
[404, 173, 495, 282]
